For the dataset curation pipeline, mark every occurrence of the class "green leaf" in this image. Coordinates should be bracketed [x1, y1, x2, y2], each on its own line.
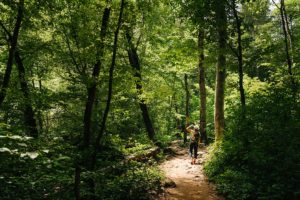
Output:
[0, 147, 11, 153]
[20, 152, 39, 159]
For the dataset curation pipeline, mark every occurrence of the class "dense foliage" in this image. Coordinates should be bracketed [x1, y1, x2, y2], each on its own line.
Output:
[204, 0, 300, 199]
[0, 0, 299, 199]
[0, 127, 165, 199]
[205, 82, 300, 200]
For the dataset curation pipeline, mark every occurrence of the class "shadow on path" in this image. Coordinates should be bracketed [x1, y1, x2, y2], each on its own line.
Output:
[157, 140, 224, 200]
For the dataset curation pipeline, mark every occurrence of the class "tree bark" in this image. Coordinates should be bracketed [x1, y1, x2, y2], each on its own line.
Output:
[0, 0, 24, 108]
[83, 7, 111, 147]
[184, 74, 189, 143]
[198, 29, 208, 145]
[232, 0, 246, 112]
[279, 0, 295, 90]
[214, 0, 227, 141]
[282, 0, 294, 61]
[173, 93, 181, 130]
[175, 104, 180, 130]
[280, 0, 293, 77]
[92, 0, 125, 164]
[76, 6, 112, 200]
[78, 1, 124, 199]
[0, 5, 38, 138]
[37, 76, 43, 133]
[15, 51, 38, 138]
[126, 31, 156, 141]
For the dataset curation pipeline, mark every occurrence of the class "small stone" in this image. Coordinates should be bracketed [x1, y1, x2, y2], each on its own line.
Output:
[163, 178, 176, 188]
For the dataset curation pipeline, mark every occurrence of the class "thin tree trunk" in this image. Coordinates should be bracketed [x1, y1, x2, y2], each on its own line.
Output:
[39, 79, 42, 91]
[92, 0, 125, 170]
[184, 74, 189, 143]
[37, 110, 43, 134]
[282, 0, 294, 61]
[83, 7, 111, 148]
[76, 6, 112, 200]
[168, 96, 172, 132]
[280, 0, 293, 78]
[175, 103, 180, 130]
[214, 0, 227, 141]
[173, 93, 180, 130]
[281, 1, 298, 98]
[198, 29, 208, 145]
[0, 0, 24, 108]
[76, 2, 124, 199]
[126, 31, 156, 141]
[15, 51, 38, 138]
[0, 6, 38, 137]
[232, 0, 246, 112]
[37, 77, 43, 133]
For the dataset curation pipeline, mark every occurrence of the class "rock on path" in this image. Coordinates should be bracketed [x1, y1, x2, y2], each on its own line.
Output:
[157, 141, 224, 200]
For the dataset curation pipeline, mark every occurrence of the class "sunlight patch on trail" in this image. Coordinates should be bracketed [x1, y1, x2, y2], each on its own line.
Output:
[158, 141, 224, 200]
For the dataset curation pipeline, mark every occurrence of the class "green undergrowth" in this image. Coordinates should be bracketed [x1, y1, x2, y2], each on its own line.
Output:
[0, 125, 75, 200]
[90, 161, 163, 200]
[204, 86, 300, 200]
[0, 130, 165, 200]
[154, 131, 180, 148]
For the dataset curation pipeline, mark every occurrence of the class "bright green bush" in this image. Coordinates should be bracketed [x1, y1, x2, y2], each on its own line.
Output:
[0, 127, 163, 200]
[205, 85, 300, 200]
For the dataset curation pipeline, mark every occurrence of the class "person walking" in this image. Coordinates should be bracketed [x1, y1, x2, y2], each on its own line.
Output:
[186, 124, 200, 165]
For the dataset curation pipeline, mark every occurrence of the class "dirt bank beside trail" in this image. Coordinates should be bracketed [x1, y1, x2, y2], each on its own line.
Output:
[157, 141, 224, 200]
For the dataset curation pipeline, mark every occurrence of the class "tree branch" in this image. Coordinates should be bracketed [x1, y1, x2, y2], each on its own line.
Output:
[271, 0, 280, 10]
[136, 33, 142, 50]
[62, 28, 81, 74]
[227, 42, 239, 58]
[0, 20, 12, 42]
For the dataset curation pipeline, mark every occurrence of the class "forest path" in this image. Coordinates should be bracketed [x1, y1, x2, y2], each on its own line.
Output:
[157, 140, 224, 200]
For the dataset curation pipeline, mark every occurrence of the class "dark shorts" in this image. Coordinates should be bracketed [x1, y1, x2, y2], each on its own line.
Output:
[189, 142, 198, 158]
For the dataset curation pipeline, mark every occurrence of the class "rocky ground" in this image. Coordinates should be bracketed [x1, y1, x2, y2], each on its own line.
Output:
[157, 141, 224, 200]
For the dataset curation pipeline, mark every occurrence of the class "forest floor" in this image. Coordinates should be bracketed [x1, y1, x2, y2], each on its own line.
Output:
[157, 140, 224, 200]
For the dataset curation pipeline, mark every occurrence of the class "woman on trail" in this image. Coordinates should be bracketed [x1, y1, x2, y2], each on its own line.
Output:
[186, 124, 200, 165]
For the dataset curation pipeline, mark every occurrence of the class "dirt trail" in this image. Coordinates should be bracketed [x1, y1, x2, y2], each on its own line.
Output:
[157, 141, 224, 200]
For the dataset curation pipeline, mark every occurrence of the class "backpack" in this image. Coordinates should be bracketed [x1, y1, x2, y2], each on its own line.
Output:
[190, 130, 200, 143]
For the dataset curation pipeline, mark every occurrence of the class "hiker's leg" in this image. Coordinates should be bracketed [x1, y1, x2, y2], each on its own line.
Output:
[189, 143, 193, 157]
[190, 143, 195, 164]
[193, 144, 198, 163]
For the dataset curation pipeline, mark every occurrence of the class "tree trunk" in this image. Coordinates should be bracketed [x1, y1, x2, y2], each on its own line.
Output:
[78, 1, 124, 199]
[83, 7, 111, 147]
[15, 51, 38, 138]
[214, 0, 227, 141]
[173, 93, 181, 130]
[168, 96, 172, 132]
[232, 0, 246, 112]
[0, 3, 38, 138]
[91, 0, 125, 167]
[279, 0, 292, 75]
[282, 0, 294, 61]
[0, 0, 24, 108]
[279, 0, 295, 89]
[175, 103, 180, 130]
[76, 6, 112, 200]
[184, 74, 189, 143]
[126, 31, 156, 141]
[37, 77, 43, 133]
[198, 29, 208, 145]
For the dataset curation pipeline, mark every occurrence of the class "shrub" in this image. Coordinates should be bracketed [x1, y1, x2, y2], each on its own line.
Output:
[205, 85, 300, 200]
